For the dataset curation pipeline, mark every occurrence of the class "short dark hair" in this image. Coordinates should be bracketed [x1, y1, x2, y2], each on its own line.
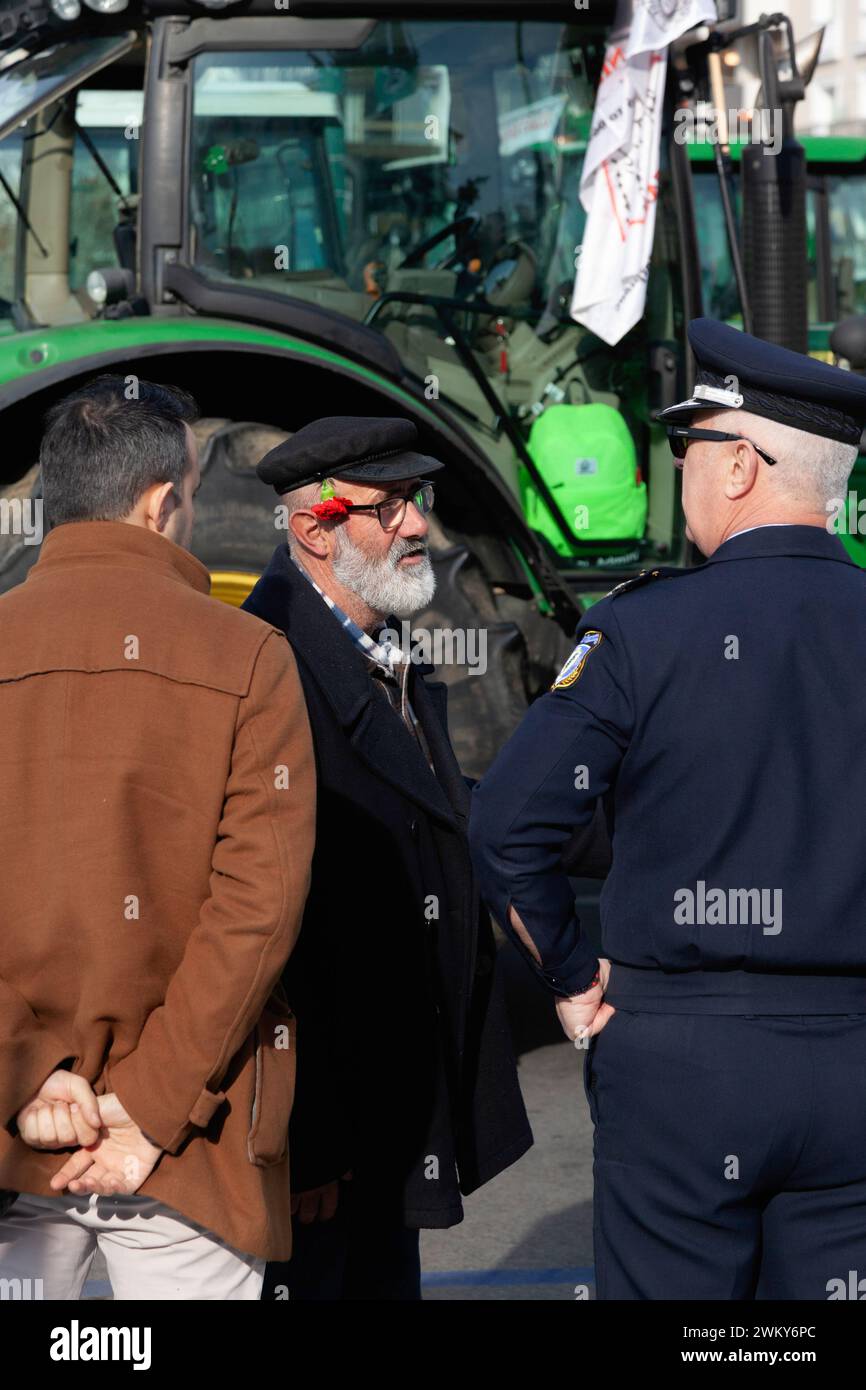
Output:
[39, 374, 199, 526]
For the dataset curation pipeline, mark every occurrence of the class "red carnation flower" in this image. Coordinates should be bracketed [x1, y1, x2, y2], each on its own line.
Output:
[311, 496, 353, 519]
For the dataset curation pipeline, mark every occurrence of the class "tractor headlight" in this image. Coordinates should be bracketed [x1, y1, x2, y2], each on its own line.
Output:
[82, 0, 129, 14]
[86, 270, 108, 307]
[86, 266, 135, 308]
[49, 0, 82, 18]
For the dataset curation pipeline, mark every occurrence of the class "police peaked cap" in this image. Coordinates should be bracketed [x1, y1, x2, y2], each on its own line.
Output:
[657, 318, 866, 446]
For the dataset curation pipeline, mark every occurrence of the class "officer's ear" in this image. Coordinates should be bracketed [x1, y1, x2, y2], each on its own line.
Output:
[725, 438, 760, 500]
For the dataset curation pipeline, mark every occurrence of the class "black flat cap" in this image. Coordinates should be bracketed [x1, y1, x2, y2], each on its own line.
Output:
[257, 415, 445, 493]
[657, 318, 866, 446]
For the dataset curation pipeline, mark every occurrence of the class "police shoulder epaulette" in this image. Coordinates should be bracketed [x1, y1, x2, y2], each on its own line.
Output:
[605, 566, 684, 599]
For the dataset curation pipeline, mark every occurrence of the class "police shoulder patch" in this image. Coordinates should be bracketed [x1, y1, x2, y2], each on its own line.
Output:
[551, 630, 603, 690]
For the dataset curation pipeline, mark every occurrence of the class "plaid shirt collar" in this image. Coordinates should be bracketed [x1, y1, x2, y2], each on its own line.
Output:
[289, 554, 407, 677]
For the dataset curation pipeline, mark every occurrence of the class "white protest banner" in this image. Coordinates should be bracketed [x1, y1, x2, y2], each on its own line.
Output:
[571, 0, 718, 346]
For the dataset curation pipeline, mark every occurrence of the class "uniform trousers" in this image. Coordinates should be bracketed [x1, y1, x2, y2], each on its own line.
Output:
[584, 1009, 866, 1300]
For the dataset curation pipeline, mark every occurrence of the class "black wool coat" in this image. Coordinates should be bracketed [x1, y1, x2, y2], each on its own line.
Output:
[243, 545, 532, 1227]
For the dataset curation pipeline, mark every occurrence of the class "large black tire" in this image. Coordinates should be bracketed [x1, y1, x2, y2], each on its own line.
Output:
[0, 463, 41, 590]
[415, 515, 535, 777]
[187, 417, 287, 572]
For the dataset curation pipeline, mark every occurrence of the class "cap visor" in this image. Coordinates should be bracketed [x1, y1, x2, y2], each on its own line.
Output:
[654, 397, 740, 425]
[336, 450, 445, 483]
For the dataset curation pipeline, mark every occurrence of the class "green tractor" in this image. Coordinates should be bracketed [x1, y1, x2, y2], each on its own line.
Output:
[0, 0, 835, 772]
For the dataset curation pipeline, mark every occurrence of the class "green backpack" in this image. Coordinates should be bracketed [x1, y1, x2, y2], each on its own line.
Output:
[519, 403, 647, 556]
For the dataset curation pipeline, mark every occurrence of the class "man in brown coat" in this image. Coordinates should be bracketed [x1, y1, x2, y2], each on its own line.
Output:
[0, 375, 316, 1299]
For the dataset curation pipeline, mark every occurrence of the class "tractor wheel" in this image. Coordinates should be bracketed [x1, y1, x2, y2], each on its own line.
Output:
[0, 463, 41, 589]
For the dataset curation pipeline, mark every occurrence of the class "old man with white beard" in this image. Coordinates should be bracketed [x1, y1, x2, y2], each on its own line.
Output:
[243, 416, 531, 1302]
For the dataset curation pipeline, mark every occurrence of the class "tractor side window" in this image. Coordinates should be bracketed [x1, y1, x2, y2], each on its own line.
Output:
[0, 129, 23, 332]
[805, 184, 821, 327]
[692, 168, 741, 324]
[826, 172, 866, 319]
[693, 169, 822, 332]
[68, 87, 142, 295]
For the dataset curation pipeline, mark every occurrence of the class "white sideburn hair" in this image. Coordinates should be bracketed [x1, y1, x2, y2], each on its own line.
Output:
[726, 409, 858, 507]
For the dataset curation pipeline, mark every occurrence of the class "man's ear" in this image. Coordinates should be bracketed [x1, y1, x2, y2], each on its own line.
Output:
[726, 440, 760, 500]
[148, 480, 177, 533]
[290, 506, 329, 559]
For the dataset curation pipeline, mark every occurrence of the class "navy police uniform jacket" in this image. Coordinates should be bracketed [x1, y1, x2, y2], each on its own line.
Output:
[470, 524, 866, 1014]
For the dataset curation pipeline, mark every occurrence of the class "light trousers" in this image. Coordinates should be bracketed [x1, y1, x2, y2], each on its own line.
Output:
[0, 1192, 264, 1300]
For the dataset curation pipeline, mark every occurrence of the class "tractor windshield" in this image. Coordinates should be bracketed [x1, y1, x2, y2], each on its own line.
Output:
[0, 35, 134, 142]
[187, 21, 596, 327]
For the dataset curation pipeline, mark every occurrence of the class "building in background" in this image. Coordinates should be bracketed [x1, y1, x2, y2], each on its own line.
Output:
[738, 0, 866, 135]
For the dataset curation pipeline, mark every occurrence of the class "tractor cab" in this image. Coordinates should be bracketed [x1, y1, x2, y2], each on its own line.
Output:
[0, 2, 684, 604]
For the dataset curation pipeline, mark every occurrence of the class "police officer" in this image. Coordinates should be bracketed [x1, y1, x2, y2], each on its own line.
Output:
[470, 318, 866, 1300]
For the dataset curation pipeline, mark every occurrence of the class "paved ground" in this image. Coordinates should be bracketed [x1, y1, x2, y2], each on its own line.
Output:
[421, 1040, 594, 1301]
[421, 922, 598, 1302]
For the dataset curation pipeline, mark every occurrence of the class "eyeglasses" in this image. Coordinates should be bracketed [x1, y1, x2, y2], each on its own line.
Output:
[665, 426, 777, 468]
[341, 481, 435, 531]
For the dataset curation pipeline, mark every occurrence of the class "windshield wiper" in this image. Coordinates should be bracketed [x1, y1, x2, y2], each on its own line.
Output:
[73, 118, 131, 211]
[0, 165, 48, 257]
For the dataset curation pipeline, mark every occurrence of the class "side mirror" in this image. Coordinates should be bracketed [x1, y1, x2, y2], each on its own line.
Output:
[830, 315, 866, 374]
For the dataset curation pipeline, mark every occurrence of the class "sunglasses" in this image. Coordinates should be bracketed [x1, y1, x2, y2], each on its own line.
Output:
[665, 426, 777, 468]
[340, 481, 435, 531]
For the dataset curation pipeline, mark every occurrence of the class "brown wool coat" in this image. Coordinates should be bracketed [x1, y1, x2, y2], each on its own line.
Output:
[0, 520, 316, 1261]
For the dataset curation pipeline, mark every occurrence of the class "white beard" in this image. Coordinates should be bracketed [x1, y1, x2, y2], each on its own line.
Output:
[331, 528, 436, 617]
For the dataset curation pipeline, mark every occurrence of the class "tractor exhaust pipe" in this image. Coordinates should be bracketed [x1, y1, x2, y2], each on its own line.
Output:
[741, 21, 808, 352]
